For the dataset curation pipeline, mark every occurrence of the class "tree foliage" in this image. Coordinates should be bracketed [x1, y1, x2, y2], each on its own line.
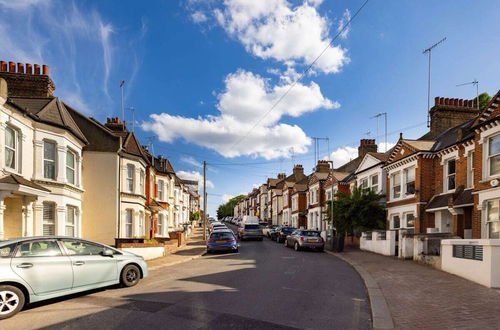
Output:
[476, 92, 492, 110]
[325, 186, 386, 235]
[217, 195, 246, 219]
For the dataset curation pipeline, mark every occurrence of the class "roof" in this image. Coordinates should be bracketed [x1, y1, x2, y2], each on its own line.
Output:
[426, 193, 451, 210]
[430, 118, 475, 152]
[454, 189, 473, 206]
[367, 152, 389, 162]
[7, 97, 88, 144]
[0, 174, 50, 192]
[403, 139, 435, 151]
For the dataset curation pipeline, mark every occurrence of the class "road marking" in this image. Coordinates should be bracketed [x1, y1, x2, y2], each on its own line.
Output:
[282, 287, 310, 293]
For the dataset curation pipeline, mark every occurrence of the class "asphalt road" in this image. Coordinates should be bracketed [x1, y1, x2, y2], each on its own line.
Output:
[5, 224, 371, 330]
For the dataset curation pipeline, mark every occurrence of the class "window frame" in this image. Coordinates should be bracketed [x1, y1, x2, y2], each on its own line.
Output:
[66, 149, 77, 185]
[487, 134, 500, 177]
[486, 199, 500, 239]
[405, 212, 415, 228]
[65, 205, 77, 237]
[467, 150, 475, 188]
[445, 159, 457, 192]
[404, 167, 416, 195]
[43, 140, 57, 180]
[43, 202, 56, 236]
[391, 214, 401, 229]
[370, 174, 379, 192]
[126, 164, 135, 193]
[158, 179, 164, 200]
[391, 172, 401, 199]
[125, 209, 133, 238]
[5, 125, 20, 172]
[139, 169, 145, 195]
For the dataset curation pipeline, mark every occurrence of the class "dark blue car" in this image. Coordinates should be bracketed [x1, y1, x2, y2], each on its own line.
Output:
[207, 230, 238, 253]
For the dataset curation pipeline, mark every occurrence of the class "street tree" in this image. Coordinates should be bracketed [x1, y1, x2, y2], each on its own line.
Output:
[217, 195, 245, 219]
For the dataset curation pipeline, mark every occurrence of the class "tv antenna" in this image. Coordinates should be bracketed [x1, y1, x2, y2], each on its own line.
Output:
[456, 79, 479, 109]
[128, 107, 136, 132]
[146, 136, 156, 156]
[423, 37, 447, 127]
[371, 112, 388, 152]
[119, 80, 126, 130]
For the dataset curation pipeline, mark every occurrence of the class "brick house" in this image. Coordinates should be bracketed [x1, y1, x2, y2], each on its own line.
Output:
[290, 176, 309, 228]
[258, 184, 268, 221]
[267, 174, 286, 225]
[281, 165, 306, 226]
[307, 160, 330, 231]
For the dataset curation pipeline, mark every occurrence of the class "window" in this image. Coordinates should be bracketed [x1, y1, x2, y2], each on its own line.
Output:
[487, 199, 500, 239]
[139, 170, 145, 194]
[43, 202, 56, 235]
[0, 243, 17, 258]
[66, 206, 77, 237]
[5, 126, 19, 170]
[405, 213, 415, 228]
[392, 173, 401, 199]
[158, 214, 164, 236]
[488, 134, 500, 176]
[125, 209, 133, 238]
[327, 191, 332, 201]
[43, 141, 56, 179]
[467, 151, 475, 188]
[66, 150, 76, 185]
[446, 159, 456, 191]
[16, 240, 62, 257]
[404, 167, 415, 195]
[138, 212, 144, 237]
[392, 215, 400, 229]
[62, 239, 109, 256]
[158, 180, 164, 200]
[371, 175, 379, 192]
[126, 164, 135, 193]
[360, 178, 368, 189]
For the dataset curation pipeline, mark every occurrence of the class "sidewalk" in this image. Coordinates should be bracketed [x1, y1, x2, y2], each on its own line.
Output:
[147, 226, 207, 271]
[334, 249, 500, 329]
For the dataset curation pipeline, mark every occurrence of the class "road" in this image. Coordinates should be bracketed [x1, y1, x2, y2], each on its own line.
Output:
[5, 225, 371, 329]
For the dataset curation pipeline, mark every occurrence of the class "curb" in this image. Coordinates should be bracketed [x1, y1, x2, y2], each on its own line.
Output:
[148, 252, 205, 271]
[325, 251, 395, 330]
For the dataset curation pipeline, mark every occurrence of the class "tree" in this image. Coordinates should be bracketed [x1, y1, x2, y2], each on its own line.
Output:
[216, 195, 245, 219]
[325, 186, 386, 237]
[476, 92, 492, 110]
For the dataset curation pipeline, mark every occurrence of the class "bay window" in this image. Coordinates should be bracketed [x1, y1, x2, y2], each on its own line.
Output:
[360, 178, 368, 189]
[5, 126, 19, 171]
[158, 214, 164, 236]
[371, 175, 379, 192]
[126, 164, 135, 193]
[488, 134, 500, 176]
[158, 180, 164, 200]
[392, 173, 401, 199]
[139, 170, 145, 195]
[66, 150, 76, 185]
[405, 213, 415, 228]
[487, 199, 500, 239]
[43, 141, 56, 179]
[446, 159, 456, 191]
[43, 202, 56, 235]
[125, 209, 133, 238]
[392, 215, 400, 229]
[66, 206, 77, 237]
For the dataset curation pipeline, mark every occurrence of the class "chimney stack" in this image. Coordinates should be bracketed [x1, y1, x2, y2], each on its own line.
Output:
[0, 60, 55, 97]
[104, 117, 128, 132]
[292, 164, 304, 177]
[428, 95, 480, 139]
[315, 160, 330, 173]
[358, 139, 377, 158]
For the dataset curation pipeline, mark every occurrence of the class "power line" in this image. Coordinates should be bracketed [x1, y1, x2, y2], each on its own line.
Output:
[229, 0, 371, 150]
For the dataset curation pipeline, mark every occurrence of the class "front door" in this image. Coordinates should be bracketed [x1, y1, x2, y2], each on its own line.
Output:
[11, 239, 73, 295]
[60, 239, 118, 288]
[394, 230, 399, 256]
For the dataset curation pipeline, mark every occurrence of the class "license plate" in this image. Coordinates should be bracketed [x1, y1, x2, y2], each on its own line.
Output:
[308, 239, 318, 242]
[216, 240, 226, 243]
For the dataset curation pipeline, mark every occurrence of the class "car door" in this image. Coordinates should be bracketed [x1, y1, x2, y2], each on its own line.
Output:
[61, 239, 118, 288]
[11, 239, 73, 295]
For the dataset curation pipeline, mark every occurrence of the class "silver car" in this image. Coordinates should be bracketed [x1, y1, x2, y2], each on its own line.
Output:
[0, 236, 148, 319]
[285, 230, 324, 251]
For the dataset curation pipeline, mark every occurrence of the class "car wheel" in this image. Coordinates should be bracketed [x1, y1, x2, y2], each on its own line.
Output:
[284, 239, 288, 247]
[294, 242, 300, 251]
[276, 237, 280, 243]
[121, 264, 141, 287]
[0, 285, 25, 320]
[234, 248, 238, 253]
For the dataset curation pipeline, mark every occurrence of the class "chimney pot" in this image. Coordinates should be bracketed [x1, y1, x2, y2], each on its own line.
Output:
[9, 62, 16, 72]
[458, 99, 464, 107]
[444, 98, 450, 105]
[400, 132, 403, 139]
[25, 63, 32, 74]
[0, 61, 6, 72]
[434, 97, 439, 105]
[42, 65, 49, 76]
[34, 64, 40, 75]
[17, 63, 24, 74]
[439, 97, 444, 105]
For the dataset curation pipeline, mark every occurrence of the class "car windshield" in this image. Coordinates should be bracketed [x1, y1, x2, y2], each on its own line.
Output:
[282, 227, 295, 233]
[210, 232, 235, 240]
[245, 225, 260, 230]
[302, 231, 321, 237]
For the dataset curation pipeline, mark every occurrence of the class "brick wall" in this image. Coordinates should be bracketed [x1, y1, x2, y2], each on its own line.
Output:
[0, 61, 55, 97]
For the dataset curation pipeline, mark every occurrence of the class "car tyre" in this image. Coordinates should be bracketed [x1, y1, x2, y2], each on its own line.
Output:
[294, 242, 300, 252]
[121, 264, 141, 287]
[0, 285, 25, 320]
[234, 248, 238, 253]
[284, 239, 288, 247]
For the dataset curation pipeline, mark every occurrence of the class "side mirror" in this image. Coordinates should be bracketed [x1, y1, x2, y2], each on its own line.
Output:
[101, 249, 114, 257]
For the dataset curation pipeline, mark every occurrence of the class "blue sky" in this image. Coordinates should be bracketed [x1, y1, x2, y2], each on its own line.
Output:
[1, 0, 499, 216]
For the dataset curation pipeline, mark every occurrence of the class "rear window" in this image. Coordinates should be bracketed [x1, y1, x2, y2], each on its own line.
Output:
[0, 243, 17, 258]
[245, 224, 260, 230]
[282, 227, 295, 233]
[302, 231, 321, 237]
[210, 232, 235, 240]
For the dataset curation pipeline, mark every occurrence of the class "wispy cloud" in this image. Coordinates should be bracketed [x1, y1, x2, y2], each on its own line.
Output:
[180, 156, 203, 169]
[98, 21, 114, 98]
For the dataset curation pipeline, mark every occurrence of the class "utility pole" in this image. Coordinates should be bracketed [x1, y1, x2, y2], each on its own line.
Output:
[456, 80, 479, 110]
[120, 80, 126, 130]
[371, 112, 388, 151]
[423, 37, 446, 127]
[128, 107, 136, 132]
[203, 161, 207, 240]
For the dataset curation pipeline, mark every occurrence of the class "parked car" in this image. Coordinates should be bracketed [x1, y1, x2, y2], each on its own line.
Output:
[269, 226, 282, 241]
[206, 230, 238, 253]
[263, 225, 278, 238]
[275, 227, 296, 243]
[284, 230, 324, 251]
[238, 223, 263, 241]
[0, 236, 148, 319]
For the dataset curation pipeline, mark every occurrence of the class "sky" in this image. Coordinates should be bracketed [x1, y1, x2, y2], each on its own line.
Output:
[1, 0, 500, 216]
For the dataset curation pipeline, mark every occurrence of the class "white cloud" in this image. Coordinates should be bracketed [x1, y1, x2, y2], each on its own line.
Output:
[142, 69, 337, 159]
[177, 170, 214, 189]
[337, 9, 351, 39]
[214, 0, 349, 74]
[378, 142, 396, 153]
[0, 0, 47, 9]
[222, 194, 233, 203]
[98, 21, 114, 97]
[191, 10, 208, 23]
[327, 146, 358, 168]
[180, 156, 203, 168]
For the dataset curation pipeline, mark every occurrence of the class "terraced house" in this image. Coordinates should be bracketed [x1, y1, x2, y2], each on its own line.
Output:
[0, 62, 87, 240]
